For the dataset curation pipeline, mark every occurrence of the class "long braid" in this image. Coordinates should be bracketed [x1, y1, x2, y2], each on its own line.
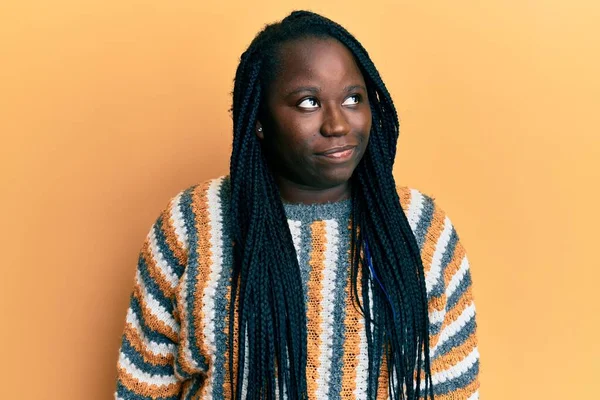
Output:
[230, 10, 433, 400]
[230, 30, 308, 400]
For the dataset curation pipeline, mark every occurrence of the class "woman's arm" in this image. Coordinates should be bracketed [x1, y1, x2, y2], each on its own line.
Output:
[422, 193, 480, 399]
[114, 192, 189, 399]
[427, 239, 479, 398]
[400, 187, 480, 399]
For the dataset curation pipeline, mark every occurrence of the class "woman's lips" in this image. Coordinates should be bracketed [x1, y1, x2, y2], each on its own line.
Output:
[317, 146, 356, 161]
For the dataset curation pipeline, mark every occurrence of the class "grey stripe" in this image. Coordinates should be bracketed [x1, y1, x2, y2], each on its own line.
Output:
[298, 221, 313, 304]
[414, 194, 435, 250]
[429, 229, 459, 299]
[211, 178, 232, 399]
[448, 271, 472, 310]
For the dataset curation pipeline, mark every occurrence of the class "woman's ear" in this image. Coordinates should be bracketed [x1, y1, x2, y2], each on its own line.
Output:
[255, 121, 264, 140]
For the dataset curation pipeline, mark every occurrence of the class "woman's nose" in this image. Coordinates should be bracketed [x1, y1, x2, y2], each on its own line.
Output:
[320, 104, 351, 137]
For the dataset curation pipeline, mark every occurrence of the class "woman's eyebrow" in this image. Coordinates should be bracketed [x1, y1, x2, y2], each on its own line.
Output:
[285, 86, 321, 98]
[344, 84, 367, 93]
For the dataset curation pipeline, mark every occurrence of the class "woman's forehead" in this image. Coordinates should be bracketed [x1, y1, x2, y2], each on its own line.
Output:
[277, 37, 355, 68]
[271, 37, 365, 91]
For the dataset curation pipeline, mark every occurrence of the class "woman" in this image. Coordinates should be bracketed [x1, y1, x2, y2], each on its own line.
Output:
[115, 10, 480, 400]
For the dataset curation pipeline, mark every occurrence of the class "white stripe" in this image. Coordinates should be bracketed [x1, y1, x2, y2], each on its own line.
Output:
[169, 191, 189, 251]
[407, 189, 425, 232]
[446, 256, 469, 299]
[368, 281, 374, 337]
[354, 327, 369, 400]
[118, 352, 178, 386]
[431, 302, 476, 357]
[136, 270, 179, 332]
[316, 220, 340, 398]
[354, 287, 369, 399]
[430, 347, 479, 385]
[425, 216, 453, 293]
[287, 220, 302, 264]
[202, 177, 225, 398]
[126, 307, 176, 356]
[467, 390, 479, 400]
[275, 348, 289, 398]
[429, 308, 445, 325]
[241, 329, 249, 398]
[148, 229, 180, 290]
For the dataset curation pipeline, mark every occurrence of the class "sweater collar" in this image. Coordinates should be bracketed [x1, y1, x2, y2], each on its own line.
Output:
[283, 198, 352, 223]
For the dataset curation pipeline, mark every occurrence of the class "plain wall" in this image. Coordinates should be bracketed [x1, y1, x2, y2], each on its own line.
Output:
[1, 0, 599, 398]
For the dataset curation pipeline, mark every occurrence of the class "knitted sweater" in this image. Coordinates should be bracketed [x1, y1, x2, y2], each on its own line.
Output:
[115, 176, 480, 400]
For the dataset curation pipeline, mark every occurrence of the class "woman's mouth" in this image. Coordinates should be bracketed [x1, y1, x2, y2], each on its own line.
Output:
[317, 145, 356, 161]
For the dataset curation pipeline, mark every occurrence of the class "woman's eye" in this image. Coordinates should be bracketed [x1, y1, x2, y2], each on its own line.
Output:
[342, 94, 360, 106]
[297, 98, 320, 109]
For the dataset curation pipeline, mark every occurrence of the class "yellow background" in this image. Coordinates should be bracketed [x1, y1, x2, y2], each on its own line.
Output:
[1, 1, 599, 398]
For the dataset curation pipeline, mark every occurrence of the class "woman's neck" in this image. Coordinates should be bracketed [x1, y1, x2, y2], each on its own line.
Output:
[275, 176, 351, 205]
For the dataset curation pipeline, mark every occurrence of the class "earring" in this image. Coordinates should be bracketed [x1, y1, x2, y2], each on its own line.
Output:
[257, 127, 263, 132]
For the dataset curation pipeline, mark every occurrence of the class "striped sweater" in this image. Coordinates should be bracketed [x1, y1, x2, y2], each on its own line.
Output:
[115, 176, 480, 399]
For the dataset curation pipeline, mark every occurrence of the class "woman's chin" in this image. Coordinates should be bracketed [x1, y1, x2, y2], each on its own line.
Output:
[316, 169, 355, 188]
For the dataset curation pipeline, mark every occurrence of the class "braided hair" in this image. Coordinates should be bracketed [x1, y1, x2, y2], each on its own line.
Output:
[229, 10, 433, 400]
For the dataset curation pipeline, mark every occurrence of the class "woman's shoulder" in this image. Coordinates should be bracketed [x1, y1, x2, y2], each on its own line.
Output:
[152, 175, 230, 246]
[397, 185, 472, 298]
[173, 175, 230, 198]
[396, 185, 466, 254]
[163, 175, 231, 210]
[396, 185, 444, 232]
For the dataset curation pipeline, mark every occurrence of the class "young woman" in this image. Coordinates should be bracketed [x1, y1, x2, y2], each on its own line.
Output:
[115, 10, 480, 400]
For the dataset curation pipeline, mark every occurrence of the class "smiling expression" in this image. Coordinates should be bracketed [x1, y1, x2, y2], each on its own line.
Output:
[258, 37, 372, 192]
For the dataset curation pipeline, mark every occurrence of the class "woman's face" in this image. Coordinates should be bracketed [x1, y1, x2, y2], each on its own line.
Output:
[259, 37, 372, 192]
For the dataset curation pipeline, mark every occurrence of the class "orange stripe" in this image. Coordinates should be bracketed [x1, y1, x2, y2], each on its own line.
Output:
[420, 205, 446, 276]
[340, 243, 363, 399]
[191, 182, 213, 397]
[429, 292, 447, 313]
[397, 185, 412, 214]
[431, 332, 478, 374]
[222, 280, 240, 399]
[306, 221, 327, 398]
[141, 240, 176, 298]
[428, 376, 479, 400]
[377, 352, 389, 399]
[117, 367, 181, 397]
[124, 323, 173, 366]
[132, 284, 178, 342]
[161, 200, 188, 267]
[427, 293, 447, 350]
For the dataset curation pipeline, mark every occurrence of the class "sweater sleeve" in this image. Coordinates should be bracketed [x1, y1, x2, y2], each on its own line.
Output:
[115, 192, 189, 399]
[399, 187, 480, 399]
